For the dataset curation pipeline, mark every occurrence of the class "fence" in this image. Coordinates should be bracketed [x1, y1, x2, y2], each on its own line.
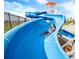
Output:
[4, 12, 31, 32]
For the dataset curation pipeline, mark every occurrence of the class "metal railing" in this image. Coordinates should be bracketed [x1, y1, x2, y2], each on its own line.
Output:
[4, 12, 30, 32]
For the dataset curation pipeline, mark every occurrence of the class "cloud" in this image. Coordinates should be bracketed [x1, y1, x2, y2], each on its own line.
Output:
[4, 0, 74, 18]
[26, 7, 38, 12]
[55, 1, 74, 18]
[4, 1, 37, 17]
[15, 0, 29, 3]
[20, 0, 29, 2]
[36, 0, 48, 4]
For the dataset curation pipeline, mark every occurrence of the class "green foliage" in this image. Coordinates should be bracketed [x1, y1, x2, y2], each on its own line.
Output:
[4, 21, 11, 33]
[4, 21, 24, 33]
[64, 17, 75, 26]
[4, 19, 29, 33]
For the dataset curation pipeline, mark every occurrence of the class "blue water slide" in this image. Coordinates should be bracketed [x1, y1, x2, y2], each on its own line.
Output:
[4, 12, 70, 59]
[59, 29, 74, 39]
[25, 11, 47, 18]
[25, 12, 74, 40]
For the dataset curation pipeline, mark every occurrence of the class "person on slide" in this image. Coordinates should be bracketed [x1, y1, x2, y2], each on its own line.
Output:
[42, 23, 56, 35]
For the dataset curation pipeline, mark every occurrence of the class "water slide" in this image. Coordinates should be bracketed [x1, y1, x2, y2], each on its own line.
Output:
[59, 29, 74, 40]
[4, 12, 73, 59]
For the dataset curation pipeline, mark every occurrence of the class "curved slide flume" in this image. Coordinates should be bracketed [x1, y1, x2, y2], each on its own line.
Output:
[4, 13, 69, 59]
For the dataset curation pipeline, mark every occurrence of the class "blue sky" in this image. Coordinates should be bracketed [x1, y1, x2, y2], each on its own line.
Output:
[4, 0, 74, 18]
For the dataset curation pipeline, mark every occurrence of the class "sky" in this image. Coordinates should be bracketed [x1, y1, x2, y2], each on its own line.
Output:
[4, 0, 75, 18]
